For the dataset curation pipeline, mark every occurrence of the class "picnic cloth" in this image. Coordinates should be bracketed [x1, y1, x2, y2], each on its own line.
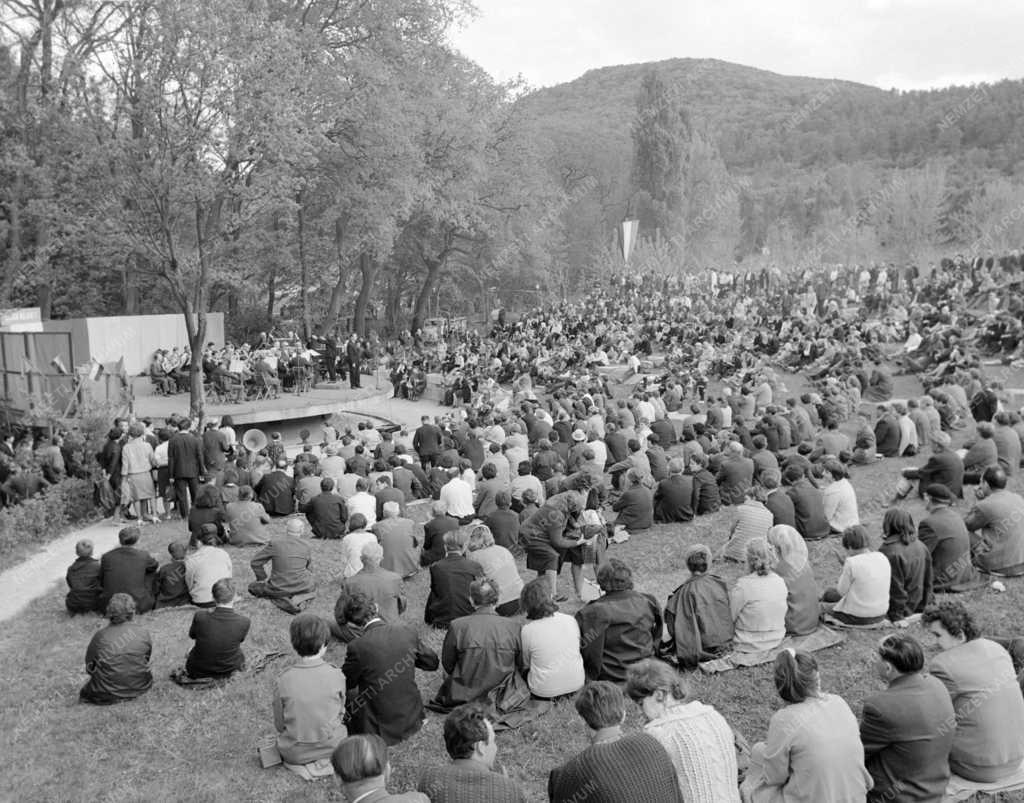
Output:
[944, 759, 1024, 801]
[699, 626, 846, 673]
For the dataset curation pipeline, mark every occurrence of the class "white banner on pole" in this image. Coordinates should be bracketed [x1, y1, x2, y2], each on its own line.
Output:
[620, 219, 639, 263]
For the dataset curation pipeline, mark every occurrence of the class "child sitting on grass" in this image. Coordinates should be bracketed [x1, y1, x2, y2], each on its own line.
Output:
[155, 541, 190, 608]
[65, 538, 101, 614]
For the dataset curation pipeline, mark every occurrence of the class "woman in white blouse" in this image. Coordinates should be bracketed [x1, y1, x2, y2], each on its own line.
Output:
[729, 538, 788, 653]
[822, 524, 891, 625]
[820, 460, 859, 534]
[518, 578, 585, 699]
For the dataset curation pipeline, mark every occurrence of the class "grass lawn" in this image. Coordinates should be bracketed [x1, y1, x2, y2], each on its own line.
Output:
[4, 390, 1024, 801]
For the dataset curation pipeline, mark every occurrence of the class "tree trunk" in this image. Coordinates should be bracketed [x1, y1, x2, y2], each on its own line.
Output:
[296, 192, 311, 341]
[410, 259, 441, 335]
[352, 252, 375, 337]
[266, 266, 276, 321]
[317, 218, 349, 336]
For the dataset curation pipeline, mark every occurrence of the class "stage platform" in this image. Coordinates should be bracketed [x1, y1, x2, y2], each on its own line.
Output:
[130, 376, 394, 427]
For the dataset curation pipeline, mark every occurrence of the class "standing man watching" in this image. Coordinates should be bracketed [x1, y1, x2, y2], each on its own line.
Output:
[414, 415, 443, 471]
[168, 418, 205, 520]
[346, 333, 362, 389]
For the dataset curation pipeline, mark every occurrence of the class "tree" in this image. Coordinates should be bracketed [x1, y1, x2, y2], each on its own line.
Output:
[630, 70, 690, 242]
[78, 0, 318, 417]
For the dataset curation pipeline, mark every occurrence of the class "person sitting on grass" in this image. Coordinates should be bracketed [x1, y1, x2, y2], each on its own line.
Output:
[729, 538, 787, 654]
[185, 525, 233, 608]
[766, 525, 820, 637]
[154, 540, 191, 609]
[331, 734, 429, 803]
[625, 658, 742, 802]
[518, 577, 586, 701]
[65, 538, 102, 615]
[416, 704, 527, 802]
[98, 525, 158, 614]
[430, 578, 522, 713]
[576, 558, 662, 683]
[249, 517, 316, 615]
[923, 601, 1024, 784]
[548, 681, 684, 803]
[740, 650, 871, 801]
[859, 633, 955, 803]
[663, 544, 734, 669]
[79, 593, 153, 705]
[273, 613, 346, 780]
[184, 578, 250, 680]
[610, 468, 654, 533]
[821, 525, 891, 626]
[879, 508, 933, 622]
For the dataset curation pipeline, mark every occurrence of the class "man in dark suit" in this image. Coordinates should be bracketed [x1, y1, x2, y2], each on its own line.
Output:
[98, 526, 159, 613]
[345, 333, 362, 389]
[424, 530, 483, 629]
[413, 415, 443, 470]
[256, 458, 295, 516]
[918, 483, 977, 592]
[653, 458, 695, 522]
[201, 421, 230, 481]
[782, 464, 830, 540]
[302, 477, 348, 539]
[603, 422, 629, 468]
[860, 633, 955, 803]
[716, 441, 754, 506]
[421, 501, 459, 567]
[762, 471, 797, 528]
[900, 431, 964, 499]
[168, 418, 206, 519]
[342, 592, 439, 745]
[874, 404, 902, 458]
[185, 578, 251, 679]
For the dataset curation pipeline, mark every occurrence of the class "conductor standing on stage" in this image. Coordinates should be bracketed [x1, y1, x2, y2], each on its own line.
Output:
[346, 333, 362, 389]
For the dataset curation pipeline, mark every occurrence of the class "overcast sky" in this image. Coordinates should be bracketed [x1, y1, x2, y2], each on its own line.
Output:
[450, 0, 1023, 91]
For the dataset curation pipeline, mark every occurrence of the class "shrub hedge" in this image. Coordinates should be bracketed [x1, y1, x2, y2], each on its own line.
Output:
[0, 476, 98, 557]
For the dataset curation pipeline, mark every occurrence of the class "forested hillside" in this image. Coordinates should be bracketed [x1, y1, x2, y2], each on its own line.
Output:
[519, 58, 1024, 278]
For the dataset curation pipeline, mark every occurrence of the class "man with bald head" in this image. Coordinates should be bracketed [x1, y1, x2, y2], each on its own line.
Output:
[249, 517, 316, 614]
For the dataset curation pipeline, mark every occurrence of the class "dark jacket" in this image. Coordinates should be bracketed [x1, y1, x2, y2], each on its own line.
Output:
[66, 556, 102, 614]
[785, 479, 830, 540]
[575, 589, 662, 683]
[168, 430, 205, 479]
[80, 622, 153, 704]
[653, 474, 695, 523]
[420, 515, 459, 567]
[98, 546, 159, 613]
[717, 454, 755, 505]
[664, 573, 733, 668]
[880, 537, 934, 621]
[765, 489, 797, 528]
[915, 451, 964, 499]
[692, 469, 721, 514]
[413, 423, 443, 458]
[437, 609, 521, 707]
[874, 415, 902, 458]
[611, 486, 653, 532]
[424, 555, 483, 628]
[256, 470, 295, 516]
[860, 673, 956, 803]
[303, 491, 348, 540]
[186, 606, 251, 678]
[202, 429, 230, 472]
[918, 506, 977, 592]
[343, 619, 439, 745]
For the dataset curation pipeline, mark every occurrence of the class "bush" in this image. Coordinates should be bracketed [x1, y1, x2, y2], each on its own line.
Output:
[0, 476, 98, 557]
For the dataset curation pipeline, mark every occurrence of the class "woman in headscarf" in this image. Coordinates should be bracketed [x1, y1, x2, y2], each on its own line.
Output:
[766, 525, 820, 636]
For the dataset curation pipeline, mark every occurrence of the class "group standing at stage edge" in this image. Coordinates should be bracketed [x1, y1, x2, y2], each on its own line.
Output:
[55, 251, 1024, 802]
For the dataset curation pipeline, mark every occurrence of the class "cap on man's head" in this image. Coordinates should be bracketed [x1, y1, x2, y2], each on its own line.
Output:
[572, 429, 587, 442]
[924, 483, 954, 503]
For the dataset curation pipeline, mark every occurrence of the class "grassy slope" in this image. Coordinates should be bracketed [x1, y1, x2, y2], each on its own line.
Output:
[3, 394, 1024, 801]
